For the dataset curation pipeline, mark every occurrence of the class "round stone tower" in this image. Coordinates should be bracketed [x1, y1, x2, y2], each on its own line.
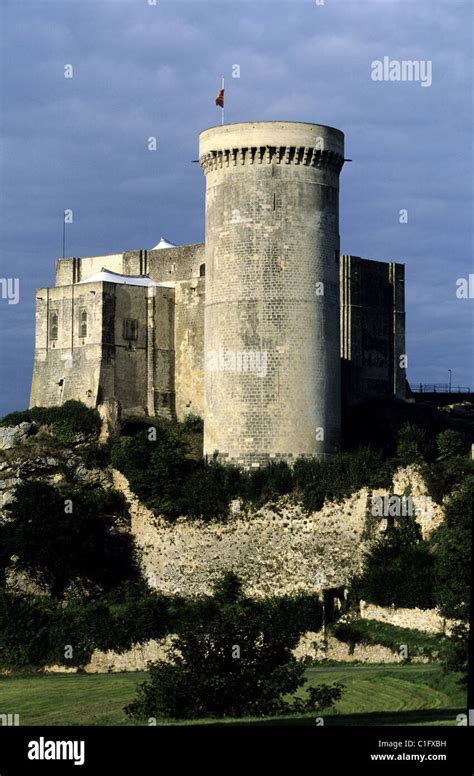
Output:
[199, 121, 345, 467]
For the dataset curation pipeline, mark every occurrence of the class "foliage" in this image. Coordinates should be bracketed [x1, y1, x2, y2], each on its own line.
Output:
[0, 410, 32, 428]
[125, 574, 341, 720]
[239, 461, 294, 507]
[80, 441, 112, 469]
[396, 423, 429, 465]
[293, 448, 393, 512]
[0, 481, 139, 598]
[354, 514, 436, 608]
[0, 577, 322, 670]
[431, 477, 473, 624]
[436, 429, 464, 460]
[111, 424, 240, 520]
[422, 458, 474, 504]
[181, 414, 204, 433]
[0, 401, 100, 443]
[30, 400, 100, 443]
[342, 398, 458, 458]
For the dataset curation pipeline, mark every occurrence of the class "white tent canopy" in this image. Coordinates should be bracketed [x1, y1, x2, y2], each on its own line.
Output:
[151, 237, 177, 250]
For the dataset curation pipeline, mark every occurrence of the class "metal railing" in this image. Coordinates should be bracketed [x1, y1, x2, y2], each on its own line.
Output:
[411, 383, 471, 394]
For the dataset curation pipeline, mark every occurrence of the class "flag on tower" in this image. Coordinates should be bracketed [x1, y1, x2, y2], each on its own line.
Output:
[216, 77, 225, 125]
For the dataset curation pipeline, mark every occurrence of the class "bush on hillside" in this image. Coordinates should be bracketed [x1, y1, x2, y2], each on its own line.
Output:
[396, 423, 430, 465]
[422, 458, 474, 504]
[125, 573, 342, 720]
[435, 429, 464, 460]
[293, 449, 393, 512]
[0, 401, 100, 444]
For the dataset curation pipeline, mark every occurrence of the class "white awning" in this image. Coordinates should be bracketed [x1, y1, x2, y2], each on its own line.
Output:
[76, 268, 162, 287]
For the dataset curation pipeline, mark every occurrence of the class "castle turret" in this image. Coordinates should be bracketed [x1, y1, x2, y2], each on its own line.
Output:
[199, 121, 345, 466]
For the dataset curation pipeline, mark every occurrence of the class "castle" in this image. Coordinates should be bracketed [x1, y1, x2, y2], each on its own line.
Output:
[30, 121, 406, 467]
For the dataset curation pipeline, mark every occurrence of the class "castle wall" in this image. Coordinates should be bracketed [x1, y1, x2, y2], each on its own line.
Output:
[174, 277, 205, 420]
[340, 256, 406, 405]
[200, 121, 345, 466]
[55, 244, 205, 287]
[29, 282, 105, 408]
[55, 255, 124, 286]
[30, 281, 176, 417]
[147, 286, 176, 418]
[102, 284, 149, 414]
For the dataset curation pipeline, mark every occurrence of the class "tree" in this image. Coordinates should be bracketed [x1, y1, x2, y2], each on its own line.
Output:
[396, 423, 428, 465]
[436, 430, 464, 460]
[125, 573, 343, 720]
[431, 477, 473, 678]
[0, 481, 139, 598]
[355, 514, 435, 608]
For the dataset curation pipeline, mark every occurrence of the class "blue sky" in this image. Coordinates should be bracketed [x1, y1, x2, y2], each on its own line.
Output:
[0, 0, 472, 415]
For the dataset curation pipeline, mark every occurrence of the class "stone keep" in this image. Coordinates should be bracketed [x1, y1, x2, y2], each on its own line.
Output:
[199, 122, 345, 466]
[29, 121, 407, 466]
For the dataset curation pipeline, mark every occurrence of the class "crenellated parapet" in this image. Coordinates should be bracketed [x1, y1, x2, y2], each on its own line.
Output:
[200, 145, 344, 174]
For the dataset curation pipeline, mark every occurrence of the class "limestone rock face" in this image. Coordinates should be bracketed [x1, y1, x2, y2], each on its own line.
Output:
[98, 398, 122, 442]
[0, 422, 33, 450]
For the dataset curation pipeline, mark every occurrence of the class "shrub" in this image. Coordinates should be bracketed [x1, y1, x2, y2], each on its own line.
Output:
[240, 462, 294, 507]
[111, 427, 240, 520]
[81, 441, 111, 469]
[184, 461, 241, 519]
[422, 458, 474, 504]
[436, 429, 464, 460]
[0, 578, 324, 671]
[0, 410, 32, 428]
[125, 574, 341, 720]
[29, 400, 100, 443]
[396, 423, 429, 465]
[181, 414, 204, 433]
[0, 591, 56, 668]
[293, 449, 393, 512]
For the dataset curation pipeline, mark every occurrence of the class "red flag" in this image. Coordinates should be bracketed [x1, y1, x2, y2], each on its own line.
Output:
[215, 88, 224, 108]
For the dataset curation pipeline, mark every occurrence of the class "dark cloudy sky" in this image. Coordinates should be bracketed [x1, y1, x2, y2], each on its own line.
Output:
[0, 0, 472, 416]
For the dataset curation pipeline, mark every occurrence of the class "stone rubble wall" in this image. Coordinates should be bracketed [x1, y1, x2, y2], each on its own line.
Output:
[359, 602, 451, 635]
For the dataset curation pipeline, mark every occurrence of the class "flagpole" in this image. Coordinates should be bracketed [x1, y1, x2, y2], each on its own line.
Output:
[221, 75, 224, 125]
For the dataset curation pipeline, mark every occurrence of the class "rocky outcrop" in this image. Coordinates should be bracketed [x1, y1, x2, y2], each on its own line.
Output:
[98, 398, 122, 443]
[0, 423, 33, 450]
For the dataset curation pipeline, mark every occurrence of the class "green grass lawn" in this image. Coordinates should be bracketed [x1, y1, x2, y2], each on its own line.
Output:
[0, 664, 466, 727]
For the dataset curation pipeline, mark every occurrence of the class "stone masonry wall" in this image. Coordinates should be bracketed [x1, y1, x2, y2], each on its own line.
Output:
[200, 122, 344, 466]
[174, 277, 205, 420]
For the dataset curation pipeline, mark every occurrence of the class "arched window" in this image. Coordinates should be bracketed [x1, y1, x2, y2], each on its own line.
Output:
[199, 263, 206, 277]
[49, 312, 58, 341]
[80, 309, 87, 338]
